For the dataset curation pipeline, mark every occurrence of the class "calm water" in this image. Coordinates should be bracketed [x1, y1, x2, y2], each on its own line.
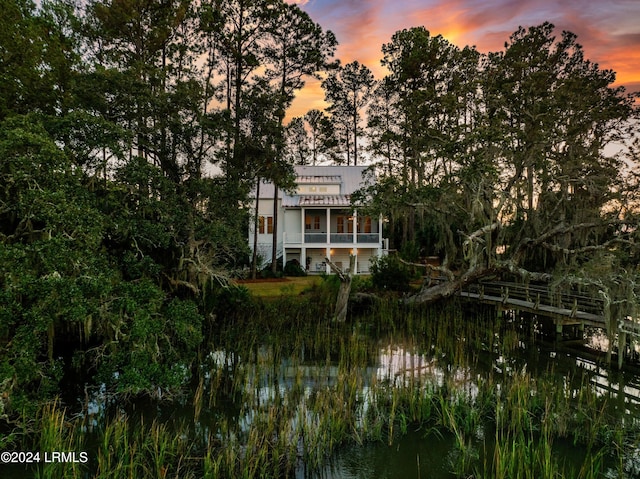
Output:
[4, 305, 640, 478]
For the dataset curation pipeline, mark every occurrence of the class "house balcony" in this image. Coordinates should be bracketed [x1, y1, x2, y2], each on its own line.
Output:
[284, 232, 382, 246]
[281, 209, 384, 248]
[357, 233, 380, 243]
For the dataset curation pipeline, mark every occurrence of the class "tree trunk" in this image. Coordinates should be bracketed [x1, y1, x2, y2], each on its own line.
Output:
[251, 179, 261, 279]
[271, 186, 279, 274]
[326, 255, 356, 322]
[404, 266, 494, 305]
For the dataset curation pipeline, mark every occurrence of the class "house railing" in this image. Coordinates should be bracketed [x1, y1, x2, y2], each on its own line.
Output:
[330, 233, 353, 243]
[283, 232, 382, 245]
[304, 233, 327, 243]
[357, 233, 379, 243]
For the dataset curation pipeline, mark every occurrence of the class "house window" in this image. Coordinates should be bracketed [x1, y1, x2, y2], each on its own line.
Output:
[306, 215, 321, 230]
[337, 216, 353, 234]
[259, 216, 273, 234]
[364, 216, 372, 233]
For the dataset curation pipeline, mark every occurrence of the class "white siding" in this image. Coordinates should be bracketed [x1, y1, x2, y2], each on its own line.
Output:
[284, 209, 302, 243]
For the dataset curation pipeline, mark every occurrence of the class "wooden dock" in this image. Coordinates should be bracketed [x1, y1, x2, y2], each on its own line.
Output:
[457, 281, 640, 368]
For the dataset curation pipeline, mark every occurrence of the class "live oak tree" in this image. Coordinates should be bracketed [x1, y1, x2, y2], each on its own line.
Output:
[402, 24, 639, 306]
[83, 0, 244, 296]
[353, 24, 638, 316]
[0, 0, 246, 411]
[1, 0, 638, 426]
[0, 1, 93, 411]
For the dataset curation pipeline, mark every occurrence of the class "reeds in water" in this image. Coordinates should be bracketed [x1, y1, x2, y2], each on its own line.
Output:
[14, 296, 640, 478]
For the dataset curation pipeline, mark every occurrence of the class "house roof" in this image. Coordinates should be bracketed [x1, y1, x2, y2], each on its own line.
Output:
[296, 175, 342, 184]
[284, 195, 352, 207]
[254, 166, 369, 205]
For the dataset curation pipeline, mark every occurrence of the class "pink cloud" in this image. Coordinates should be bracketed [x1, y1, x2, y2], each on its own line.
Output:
[287, 0, 640, 114]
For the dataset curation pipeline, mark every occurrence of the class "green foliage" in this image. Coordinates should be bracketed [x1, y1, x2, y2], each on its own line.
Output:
[399, 240, 420, 262]
[284, 259, 307, 277]
[208, 285, 254, 319]
[164, 298, 204, 352]
[0, 0, 339, 431]
[350, 274, 373, 294]
[93, 281, 203, 395]
[369, 255, 412, 292]
[0, 2, 636, 466]
[322, 61, 374, 165]
[366, 21, 638, 285]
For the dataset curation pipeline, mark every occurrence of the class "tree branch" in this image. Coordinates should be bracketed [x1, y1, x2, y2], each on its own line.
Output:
[397, 257, 455, 281]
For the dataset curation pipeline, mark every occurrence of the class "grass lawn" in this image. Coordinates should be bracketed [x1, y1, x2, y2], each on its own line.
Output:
[236, 276, 322, 298]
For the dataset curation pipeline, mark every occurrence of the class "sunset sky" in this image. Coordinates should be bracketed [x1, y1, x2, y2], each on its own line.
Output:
[285, 0, 640, 118]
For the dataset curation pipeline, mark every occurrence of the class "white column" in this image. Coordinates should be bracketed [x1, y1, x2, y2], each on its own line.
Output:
[301, 207, 305, 244]
[326, 208, 331, 274]
[326, 207, 330, 244]
[352, 210, 358, 245]
[282, 237, 287, 268]
[326, 246, 331, 274]
[379, 214, 384, 255]
[352, 210, 358, 274]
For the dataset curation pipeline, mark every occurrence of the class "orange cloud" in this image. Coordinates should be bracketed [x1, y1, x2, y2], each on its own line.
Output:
[287, 78, 328, 120]
[286, 0, 640, 117]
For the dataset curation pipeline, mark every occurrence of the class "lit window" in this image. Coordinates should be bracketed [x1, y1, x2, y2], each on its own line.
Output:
[258, 216, 265, 234]
[307, 215, 321, 230]
[267, 216, 273, 234]
[337, 216, 352, 234]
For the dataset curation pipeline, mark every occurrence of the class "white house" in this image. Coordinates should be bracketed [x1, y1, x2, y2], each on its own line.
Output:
[249, 165, 387, 274]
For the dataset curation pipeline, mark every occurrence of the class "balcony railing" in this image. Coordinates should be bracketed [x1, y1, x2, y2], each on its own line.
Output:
[304, 233, 327, 243]
[284, 232, 381, 245]
[357, 233, 380, 243]
[330, 233, 353, 243]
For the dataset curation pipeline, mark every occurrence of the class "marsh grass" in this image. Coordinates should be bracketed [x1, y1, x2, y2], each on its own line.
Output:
[32, 400, 86, 479]
[14, 296, 640, 479]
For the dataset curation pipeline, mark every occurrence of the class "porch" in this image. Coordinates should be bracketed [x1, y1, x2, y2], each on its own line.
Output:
[282, 208, 383, 247]
[284, 247, 379, 275]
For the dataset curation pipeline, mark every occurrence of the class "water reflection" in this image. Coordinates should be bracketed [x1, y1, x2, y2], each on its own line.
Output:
[310, 430, 456, 479]
[69, 311, 640, 479]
